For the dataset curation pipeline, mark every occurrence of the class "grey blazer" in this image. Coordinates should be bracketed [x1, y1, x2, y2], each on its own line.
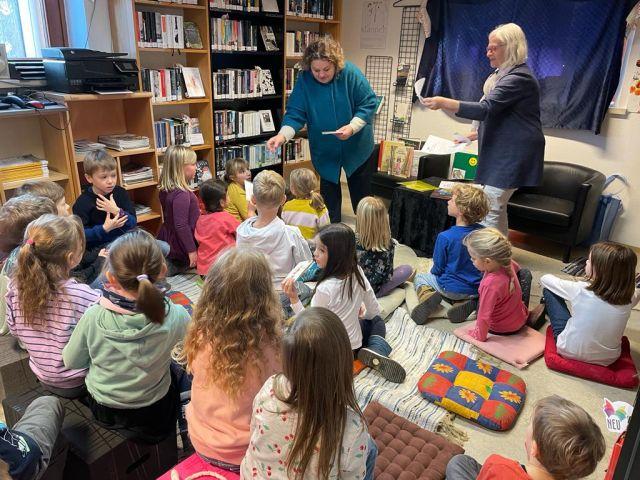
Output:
[457, 63, 545, 189]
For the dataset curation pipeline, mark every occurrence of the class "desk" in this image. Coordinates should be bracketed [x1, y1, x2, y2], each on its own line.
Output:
[389, 178, 454, 257]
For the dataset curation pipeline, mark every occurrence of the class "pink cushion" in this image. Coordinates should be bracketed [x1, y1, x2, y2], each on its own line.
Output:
[453, 323, 545, 369]
[156, 454, 240, 480]
[544, 327, 639, 389]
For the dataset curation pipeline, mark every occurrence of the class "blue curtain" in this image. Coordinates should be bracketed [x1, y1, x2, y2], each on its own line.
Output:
[416, 0, 636, 134]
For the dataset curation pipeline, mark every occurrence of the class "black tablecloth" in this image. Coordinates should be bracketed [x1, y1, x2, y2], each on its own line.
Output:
[389, 179, 455, 257]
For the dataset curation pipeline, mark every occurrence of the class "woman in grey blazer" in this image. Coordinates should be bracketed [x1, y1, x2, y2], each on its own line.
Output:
[422, 23, 545, 235]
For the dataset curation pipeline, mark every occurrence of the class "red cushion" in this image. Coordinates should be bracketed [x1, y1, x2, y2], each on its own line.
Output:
[157, 453, 240, 480]
[544, 327, 639, 389]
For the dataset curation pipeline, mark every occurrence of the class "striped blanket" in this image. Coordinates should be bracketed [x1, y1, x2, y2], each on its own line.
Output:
[167, 273, 203, 304]
[355, 308, 474, 433]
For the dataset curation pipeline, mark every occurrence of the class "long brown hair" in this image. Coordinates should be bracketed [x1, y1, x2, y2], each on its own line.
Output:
[587, 241, 637, 305]
[289, 168, 326, 212]
[106, 230, 166, 324]
[182, 248, 282, 398]
[276, 307, 364, 479]
[15, 214, 84, 325]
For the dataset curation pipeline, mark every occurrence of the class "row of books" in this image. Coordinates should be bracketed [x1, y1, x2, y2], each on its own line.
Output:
[212, 68, 276, 99]
[134, 203, 152, 217]
[209, 0, 279, 12]
[285, 65, 302, 94]
[121, 164, 154, 186]
[147, 0, 198, 4]
[154, 117, 205, 152]
[211, 18, 259, 51]
[136, 12, 185, 49]
[0, 155, 48, 183]
[142, 67, 184, 103]
[285, 31, 327, 57]
[215, 143, 282, 174]
[286, 0, 334, 19]
[283, 138, 311, 163]
[214, 109, 276, 141]
[98, 134, 150, 151]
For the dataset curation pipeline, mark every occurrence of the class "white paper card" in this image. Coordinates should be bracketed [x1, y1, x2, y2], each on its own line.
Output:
[244, 180, 253, 201]
[420, 135, 467, 155]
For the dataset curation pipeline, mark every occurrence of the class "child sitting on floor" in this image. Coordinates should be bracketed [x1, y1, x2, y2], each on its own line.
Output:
[281, 167, 330, 240]
[446, 395, 605, 480]
[538, 241, 639, 366]
[194, 179, 240, 276]
[16, 179, 70, 216]
[157, 145, 200, 273]
[63, 230, 190, 442]
[224, 158, 254, 222]
[355, 196, 413, 298]
[462, 228, 529, 342]
[7, 215, 100, 398]
[241, 307, 375, 480]
[282, 223, 406, 383]
[411, 184, 489, 324]
[183, 248, 282, 472]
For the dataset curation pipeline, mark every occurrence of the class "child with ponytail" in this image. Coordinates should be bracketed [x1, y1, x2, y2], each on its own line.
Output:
[7, 214, 100, 398]
[63, 230, 190, 441]
[282, 168, 330, 240]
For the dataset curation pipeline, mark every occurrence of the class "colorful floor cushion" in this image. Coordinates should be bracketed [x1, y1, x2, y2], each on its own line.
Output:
[364, 401, 464, 480]
[418, 351, 526, 431]
[453, 322, 545, 369]
[167, 290, 194, 315]
[544, 327, 639, 389]
[157, 453, 239, 480]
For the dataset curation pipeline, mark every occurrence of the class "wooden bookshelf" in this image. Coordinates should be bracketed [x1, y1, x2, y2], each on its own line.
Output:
[0, 106, 76, 204]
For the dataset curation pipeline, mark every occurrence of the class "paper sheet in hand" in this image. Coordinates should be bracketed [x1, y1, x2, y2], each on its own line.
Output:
[420, 135, 467, 155]
[453, 133, 471, 144]
[322, 131, 339, 135]
[244, 180, 253, 201]
[414, 77, 425, 101]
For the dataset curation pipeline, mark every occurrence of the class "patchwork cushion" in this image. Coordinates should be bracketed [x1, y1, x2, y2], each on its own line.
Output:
[453, 322, 545, 369]
[544, 327, 639, 389]
[157, 453, 239, 480]
[167, 290, 194, 315]
[418, 351, 526, 431]
[363, 401, 464, 480]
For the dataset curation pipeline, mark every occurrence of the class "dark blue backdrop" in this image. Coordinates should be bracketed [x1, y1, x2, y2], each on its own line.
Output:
[416, 0, 636, 134]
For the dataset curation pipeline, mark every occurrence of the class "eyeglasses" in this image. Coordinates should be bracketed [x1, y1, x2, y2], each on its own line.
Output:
[486, 44, 504, 53]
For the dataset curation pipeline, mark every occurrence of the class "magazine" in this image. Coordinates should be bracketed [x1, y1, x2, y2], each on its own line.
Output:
[180, 67, 205, 98]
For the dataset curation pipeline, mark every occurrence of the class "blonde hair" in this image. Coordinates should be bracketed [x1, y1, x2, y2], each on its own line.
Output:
[356, 196, 391, 252]
[491, 23, 528, 68]
[300, 37, 345, 72]
[223, 158, 249, 184]
[159, 145, 197, 192]
[452, 185, 490, 224]
[0, 194, 57, 256]
[83, 149, 117, 176]
[253, 170, 285, 209]
[532, 396, 605, 480]
[16, 180, 65, 204]
[107, 230, 167, 324]
[463, 227, 515, 291]
[15, 214, 85, 325]
[181, 248, 282, 398]
[289, 168, 325, 212]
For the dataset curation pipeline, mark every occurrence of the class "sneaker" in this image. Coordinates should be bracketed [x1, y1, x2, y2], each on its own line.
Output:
[411, 287, 442, 325]
[447, 299, 478, 323]
[517, 268, 532, 308]
[358, 348, 406, 383]
[527, 302, 547, 330]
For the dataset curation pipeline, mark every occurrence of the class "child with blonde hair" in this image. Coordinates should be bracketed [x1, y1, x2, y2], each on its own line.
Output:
[447, 395, 605, 480]
[411, 184, 489, 324]
[224, 158, 254, 221]
[63, 230, 189, 441]
[158, 145, 200, 273]
[356, 196, 413, 297]
[183, 248, 282, 472]
[461, 228, 528, 341]
[538, 241, 639, 366]
[7, 215, 100, 397]
[282, 168, 330, 239]
[16, 180, 70, 216]
[241, 307, 375, 480]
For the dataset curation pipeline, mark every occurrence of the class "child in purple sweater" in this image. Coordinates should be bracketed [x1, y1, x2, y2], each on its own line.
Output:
[157, 146, 200, 274]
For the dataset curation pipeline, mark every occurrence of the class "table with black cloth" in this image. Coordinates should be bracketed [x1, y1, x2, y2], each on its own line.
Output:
[389, 178, 455, 257]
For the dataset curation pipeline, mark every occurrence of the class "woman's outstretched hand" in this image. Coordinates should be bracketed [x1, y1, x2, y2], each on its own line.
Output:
[266, 134, 286, 153]
[334, 125, 354, 141]
[421, 96, 444, 110]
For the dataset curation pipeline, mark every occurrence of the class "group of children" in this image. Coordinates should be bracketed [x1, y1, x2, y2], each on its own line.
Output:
[0, 146, 635, 479]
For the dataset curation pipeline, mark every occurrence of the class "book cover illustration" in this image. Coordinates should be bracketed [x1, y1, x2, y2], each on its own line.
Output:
[260, 25, 279, 51]
[377, 140, 405, 174]
[183, 21, 203, 49]
[180, 67, 205, 98]
[390, 145, 414, 178]
[450, 151, 478, 180]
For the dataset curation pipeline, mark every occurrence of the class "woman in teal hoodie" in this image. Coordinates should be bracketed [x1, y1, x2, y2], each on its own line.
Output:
[63, 230, 190, 442]
[267, 38, 377, 223]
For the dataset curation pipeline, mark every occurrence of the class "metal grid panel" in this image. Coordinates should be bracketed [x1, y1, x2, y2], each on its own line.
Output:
[365, 55, 393, 142]
[392, 6, 421, 140]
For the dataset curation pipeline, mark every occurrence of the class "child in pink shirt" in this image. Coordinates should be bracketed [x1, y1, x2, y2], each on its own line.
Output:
[462, 228, 528, 341]
[195, 179, 240, 276]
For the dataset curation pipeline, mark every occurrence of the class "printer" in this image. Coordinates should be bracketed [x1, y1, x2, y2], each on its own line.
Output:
[42, 48, 139, 93]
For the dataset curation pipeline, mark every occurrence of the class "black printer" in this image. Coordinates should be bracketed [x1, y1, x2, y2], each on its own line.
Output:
[42, 48, 139, 93]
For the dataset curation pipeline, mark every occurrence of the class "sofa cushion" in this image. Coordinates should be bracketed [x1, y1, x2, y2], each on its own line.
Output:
[507, 193, 575, 227]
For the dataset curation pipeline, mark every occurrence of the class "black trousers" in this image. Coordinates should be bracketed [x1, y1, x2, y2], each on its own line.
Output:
[320, 159, 372, 223]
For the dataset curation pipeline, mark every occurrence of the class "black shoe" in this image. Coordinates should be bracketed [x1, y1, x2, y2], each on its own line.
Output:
[411, 291, 442, 325]
[447, 299, 478, 323]
[517, 268, 532, 308]
[527, 302, 547, 330]
[358, 348, 406, 383]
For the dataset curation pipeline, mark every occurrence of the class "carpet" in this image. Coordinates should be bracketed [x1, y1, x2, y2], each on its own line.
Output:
[167, 273, 202, 305]
[354, 308, 474, 434]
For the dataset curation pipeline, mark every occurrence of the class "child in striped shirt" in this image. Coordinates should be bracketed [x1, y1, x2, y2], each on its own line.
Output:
[6, 214, 100, 398]
[282, 168, 330, 240]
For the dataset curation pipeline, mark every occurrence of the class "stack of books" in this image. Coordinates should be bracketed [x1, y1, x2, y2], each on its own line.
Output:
[141, 67, 184, 103]
[285, 31, 328, 57]
[0, 155, 49, 183]
[215, 143, 281, 173]
[210, 18, 258, 52]
[286, 0, 335, 19]
[134, 204, 152, 216]
[121, 164, 154, 186]
[136, 12, 185, 49]
[74, 139, 106, 154]
[284, 138, 311, 163]
[98, 134, 150, 151]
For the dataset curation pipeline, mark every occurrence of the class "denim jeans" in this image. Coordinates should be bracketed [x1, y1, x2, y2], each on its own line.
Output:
[446, 454, 483, 480]
[542, 288, 571, 339]
[364, 435, 378, 480]
[414, 272, 475, 301]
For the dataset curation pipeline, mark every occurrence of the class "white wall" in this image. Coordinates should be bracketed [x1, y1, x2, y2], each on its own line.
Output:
[64, 0, 113, 52]
[342, 1, 640, 247]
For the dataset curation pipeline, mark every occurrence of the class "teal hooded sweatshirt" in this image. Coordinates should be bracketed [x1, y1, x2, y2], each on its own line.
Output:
[62, 296, 190, 409]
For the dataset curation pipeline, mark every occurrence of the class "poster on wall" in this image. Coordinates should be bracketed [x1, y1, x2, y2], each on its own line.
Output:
[361, 1, 388, 50]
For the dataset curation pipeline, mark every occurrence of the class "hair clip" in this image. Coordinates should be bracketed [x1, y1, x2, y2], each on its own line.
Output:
[136, 274, 149, 282]
[25, 239, 34, 245]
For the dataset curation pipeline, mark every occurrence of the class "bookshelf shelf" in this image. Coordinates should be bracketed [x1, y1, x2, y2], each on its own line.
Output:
[139, 47, 208, 53]
[75, 147, 157, 162]
[2, 170, 69, 192]
[213, 94, 282, 106]
[214, 133, 273, 146]
[136, 211, 162, 223]
[209, 7, 283, 19]
[135, 0, 207, 10]
[152, 98, 210, 106]
[157, 143, 212, 155]
[210, 50, 281, 56]
[123, 180, 158, 191]
[285, 15, 339, 24]
[285, 56, 303, 61]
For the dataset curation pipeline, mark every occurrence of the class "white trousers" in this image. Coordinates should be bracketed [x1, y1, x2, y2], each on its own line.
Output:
[482, 185, 516, 236]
